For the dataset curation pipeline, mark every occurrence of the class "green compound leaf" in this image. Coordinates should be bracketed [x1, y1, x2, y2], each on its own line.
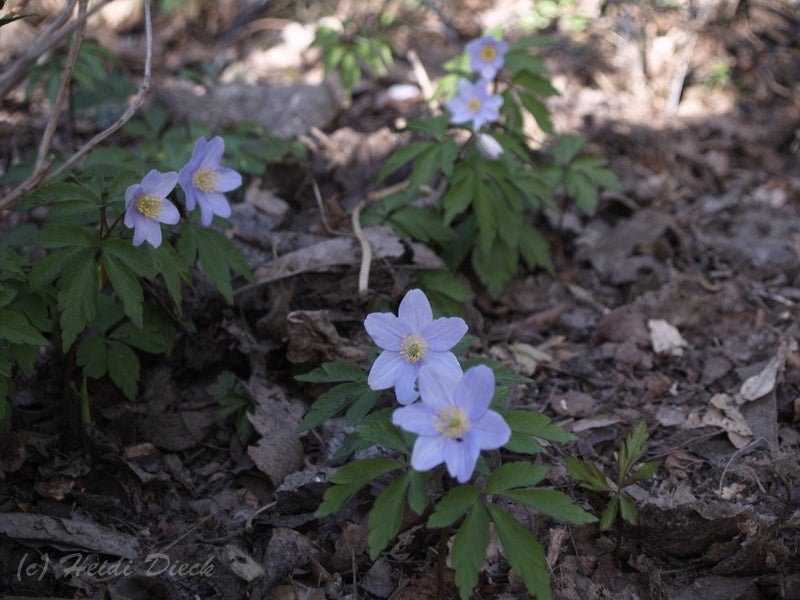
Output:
[76, 335, 107, 378]
[519, 225, 554, 272]
[376, 141, 435, 186]
[102, 238, 155, 278]
[102, 254, 143, 328]
[58, 259, 99, 351]
[452, 501, 490, 600]
[517, 92, 553, 134]
[0, 308, 47, 346]
[565, 457, 612, 492]
[106, 340, 140, 400]
[599, 497, 619, 531]
[619, 421, 651, 478]
[39, 224, 98, 249]
[484, 462, 549, 494]
[500, 489, 598, 524]
[487, 503, 551, 600]
[297, 381, 377, 432]
[619, 494, 638, 525]
[473, 180, 498, 255]
[427, 485, 480, 529]
[407, 144, 442, 190]
[442, 167, 478, 225]
[316, 458, 405, 517]
[368, 471, 411, 559]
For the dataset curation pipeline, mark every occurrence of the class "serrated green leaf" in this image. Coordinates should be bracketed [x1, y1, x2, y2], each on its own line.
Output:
[76, 335, 108, 378]
[501, 489, 598, 524]
[564, 169, 598, 215]
[599, 497, 619, 531]
[153, 240, 189, 313]
[407, 144, 441, 190]
[517, 92, 553, 134]
[461, 358, 531, 386]
[296, 360, 367, 383]
[565, 457, 612, 492]
[329, 458, 404, 486]
[58, 259, 99, 351]
[471, 240, 516, 298]
[504, 431, 544, 455]
[368, 472, 411, 559]
[551, 135, 587, 166]
[408, 469, 430, 516]
[627, 460, 660, 485]
[619, 494, 637, 525]
[485, 462, 549, 494]
[416, 270, 474, 304]
[102, 238, 155, 278]
[376, 141, 435, 186]
[513, 71, 559, 97]
[487, 503, 551, 600]
[111, 317, 175, 355]
[0, 308, 47, 346]
[405, 115, 451, 140]
[452, 502, 490, 600]
[355, 419, 409, 454]
[102, 255, 143, 328]
[519, 225, 553, 272]
[106, 340, 139, 400]
[500, 409, 575, 442]
[473, 181, 498, 255]
[193, 227, 253, 303]
[297, 381, 374, 432]
[344, 387, 381, 423]
[28, 247, 91, 289]
[443, 169, 478, 225]
[40, 224, 98, 249]
[619, 422, 650, 478]
[427, 485, 480, 528]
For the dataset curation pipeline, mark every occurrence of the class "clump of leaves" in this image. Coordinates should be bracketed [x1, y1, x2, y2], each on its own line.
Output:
[311, 17, 394, 94]
[209, 371, 254, 442]
[566, 422, 660, 557]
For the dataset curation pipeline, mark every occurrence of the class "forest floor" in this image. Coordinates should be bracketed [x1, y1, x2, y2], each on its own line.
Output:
[1, 0, 799, 599]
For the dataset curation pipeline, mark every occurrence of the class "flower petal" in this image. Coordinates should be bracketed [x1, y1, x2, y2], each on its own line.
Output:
[455, 365, 495, 420]
[191, 136, 208, 161]
[144, 220, 163, 248]
[151, 171, 179, 199]
[411, 435, 447, 472]
[469, 410, 511, 450]
[125, 184, 139, 209]
[158, 199, 181, 225]
[123, 205, 136, 228]
[398, 289, 433, 332]
[183, 188, 198, 211]
[444, 436, 481, 483]
[197, 197, 214, 226]
[422, 317, 467, 351]
[215, 167, 242, 192]
[132, 221, 147, 246]
[392, 404, 438, 436]
[394, 360, 420, 405]
[200, 136, 224, 168]
[422, 351, 463, 387]
[206, 192, 231, 219]
[418, 363, 460, 410]
[364, 313, 409, 351]
[367, 350, 403, 390]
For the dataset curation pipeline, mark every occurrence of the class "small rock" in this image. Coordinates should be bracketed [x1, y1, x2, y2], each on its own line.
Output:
[549, 391, 595, 418]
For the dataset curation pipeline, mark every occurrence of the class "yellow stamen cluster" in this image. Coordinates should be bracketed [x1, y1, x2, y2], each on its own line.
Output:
[400, 333, 428, 363]
[192, 167, 219, 192]
[433, 406, 470, 439]
[468, 97, 482, 113]
[480, 44, 497, 61]
[136, 194, 163, 219]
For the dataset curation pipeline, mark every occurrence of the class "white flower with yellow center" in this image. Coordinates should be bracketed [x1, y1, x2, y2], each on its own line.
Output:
[123, 170, 180, 248]
[465, 36, 509, 79]
[446, 79, 503, 131]
[365, 289, 467, 405]
[178, 136, 242, 227]
[392, 365, 511, 483]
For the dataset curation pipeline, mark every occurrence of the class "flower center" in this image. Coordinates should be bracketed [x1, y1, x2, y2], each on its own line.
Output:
[400, 333, 428, 363]
[479, 44, 496, 62]
[192, 167, 219, 192]
[136, 194, 162, 218]
[434, 406, 470, 439]
[468, 97, 482, 113]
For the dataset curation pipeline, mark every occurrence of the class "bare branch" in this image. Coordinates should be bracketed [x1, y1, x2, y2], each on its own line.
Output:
[35, 0, 88, 172]
[0, 0, 153, 212]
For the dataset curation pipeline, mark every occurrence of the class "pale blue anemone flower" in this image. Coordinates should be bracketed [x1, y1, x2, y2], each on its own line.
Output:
[178, 136, 242, 226]
[392, 364, 511, 483]
[446, 78, 503, 131]
[365, 289, 467, 405]
[123, 170, 180, 248]
[465, 36, 509, 79]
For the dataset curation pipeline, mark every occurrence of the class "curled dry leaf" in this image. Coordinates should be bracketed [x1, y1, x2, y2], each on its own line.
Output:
[739, 338, 796, 402]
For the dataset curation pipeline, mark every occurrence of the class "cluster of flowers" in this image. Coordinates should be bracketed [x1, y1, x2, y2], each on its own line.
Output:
[445, 36, 508, 132]
[364, 289, 511, 483]
[124, 137, 242, 248]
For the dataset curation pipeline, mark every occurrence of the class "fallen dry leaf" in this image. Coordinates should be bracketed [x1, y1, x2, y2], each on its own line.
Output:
[648, 319, 688, 356]
[738, 338, 796, 402]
